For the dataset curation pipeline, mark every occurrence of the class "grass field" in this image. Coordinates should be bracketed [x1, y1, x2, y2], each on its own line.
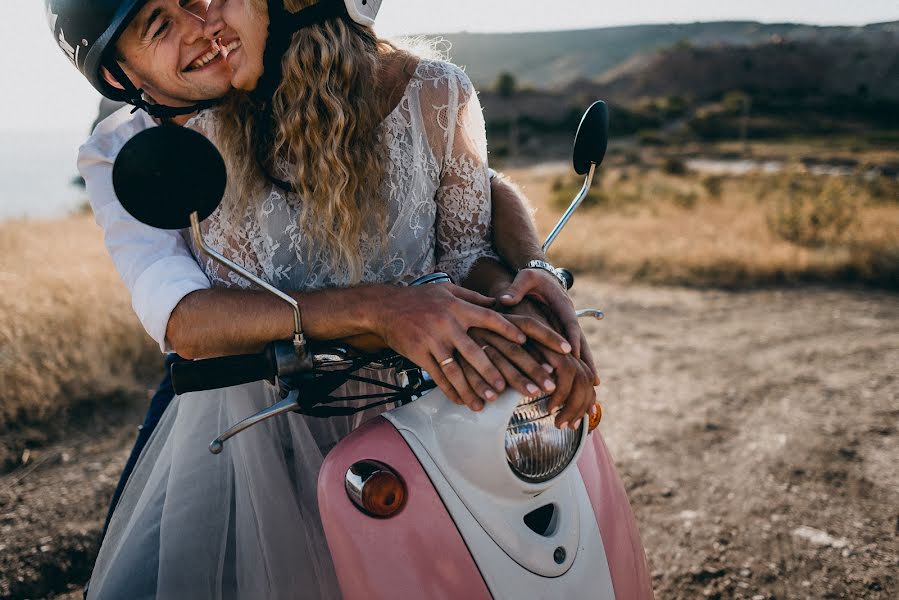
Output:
[0, 216, 159, 469]
[507, 153, 899, 289]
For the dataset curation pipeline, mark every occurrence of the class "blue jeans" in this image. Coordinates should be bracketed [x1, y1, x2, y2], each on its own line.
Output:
[100, 353, 182, 539]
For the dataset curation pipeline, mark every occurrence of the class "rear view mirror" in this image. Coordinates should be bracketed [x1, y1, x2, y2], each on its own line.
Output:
[572, 101, 609, 176]
[112, 125, 227, 230]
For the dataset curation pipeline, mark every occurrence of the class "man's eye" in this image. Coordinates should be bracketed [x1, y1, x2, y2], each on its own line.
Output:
[180, 1, 207, 18]
[153, 21, 170, 39]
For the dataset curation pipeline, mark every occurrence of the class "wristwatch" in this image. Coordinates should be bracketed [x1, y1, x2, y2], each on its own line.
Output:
[523, 260, 569, 290]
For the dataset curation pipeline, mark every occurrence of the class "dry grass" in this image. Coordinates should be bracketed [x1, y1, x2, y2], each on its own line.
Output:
[513, 162, 899, 288]
[0, 216, 159, 439]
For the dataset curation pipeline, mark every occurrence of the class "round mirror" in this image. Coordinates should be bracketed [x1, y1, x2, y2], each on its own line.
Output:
[112, 125, 227, 230]
[572, 100, 609, 176]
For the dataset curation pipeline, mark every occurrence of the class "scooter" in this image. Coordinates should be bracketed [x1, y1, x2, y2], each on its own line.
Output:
[112, 100, 653, 599]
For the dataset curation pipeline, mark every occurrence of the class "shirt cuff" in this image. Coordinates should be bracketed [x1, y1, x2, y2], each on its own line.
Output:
[131, 255, 211, 353]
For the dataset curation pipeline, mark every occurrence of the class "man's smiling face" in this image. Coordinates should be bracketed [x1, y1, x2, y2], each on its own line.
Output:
[109, 0, 234, 107]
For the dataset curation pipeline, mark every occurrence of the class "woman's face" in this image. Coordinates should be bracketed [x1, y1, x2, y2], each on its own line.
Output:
[204, 0, 268, 91]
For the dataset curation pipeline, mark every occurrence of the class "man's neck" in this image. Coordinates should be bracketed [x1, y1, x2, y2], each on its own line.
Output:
[150, 111, 198, 127]
[170, 112, 198, 126]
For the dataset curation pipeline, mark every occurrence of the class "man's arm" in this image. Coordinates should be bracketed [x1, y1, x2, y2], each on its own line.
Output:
[489, 171, 547, 269]
[79, 110, 212, 353]
[487, 172, 598, 382]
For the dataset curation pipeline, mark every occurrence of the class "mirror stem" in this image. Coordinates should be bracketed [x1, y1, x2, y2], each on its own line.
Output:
[542, 162, 597, 253]
[189, 212, 308, 357]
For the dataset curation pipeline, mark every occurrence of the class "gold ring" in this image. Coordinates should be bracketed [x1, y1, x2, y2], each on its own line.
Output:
[439, 357, 456, 367]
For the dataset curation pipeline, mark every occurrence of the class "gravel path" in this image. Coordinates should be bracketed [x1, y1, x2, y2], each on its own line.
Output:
[2, 281, 897, 599]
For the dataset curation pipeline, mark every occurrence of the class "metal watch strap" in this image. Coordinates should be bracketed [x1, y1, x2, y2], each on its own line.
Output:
[524, 260, 569, 290]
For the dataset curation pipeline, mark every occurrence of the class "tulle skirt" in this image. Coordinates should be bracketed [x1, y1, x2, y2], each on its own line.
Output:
[87, 372, 395, 600]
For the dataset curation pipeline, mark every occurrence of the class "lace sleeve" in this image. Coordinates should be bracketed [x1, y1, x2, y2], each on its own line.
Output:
[428, 63, 499, 284]
[184, 110, 266, 289]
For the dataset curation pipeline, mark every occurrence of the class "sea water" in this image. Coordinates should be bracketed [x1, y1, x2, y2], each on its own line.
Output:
[0, 129, 91, 221]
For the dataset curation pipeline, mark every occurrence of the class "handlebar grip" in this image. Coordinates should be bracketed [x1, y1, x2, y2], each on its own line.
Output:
[559, 268, 575, 290]
[171, 352, 277, 395]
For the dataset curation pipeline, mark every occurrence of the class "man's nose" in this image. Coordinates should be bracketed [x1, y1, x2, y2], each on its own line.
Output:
[203, 0, 226, 41]
[180, 11, 212, 48]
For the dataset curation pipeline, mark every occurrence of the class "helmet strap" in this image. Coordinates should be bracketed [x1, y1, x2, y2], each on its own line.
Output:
[104, 59, 221, 120]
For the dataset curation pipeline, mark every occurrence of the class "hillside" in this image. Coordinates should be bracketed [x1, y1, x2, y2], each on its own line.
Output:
[585, 39, 899, 104]
[469, 27, 899, 149]
[430, 21, 899, 90]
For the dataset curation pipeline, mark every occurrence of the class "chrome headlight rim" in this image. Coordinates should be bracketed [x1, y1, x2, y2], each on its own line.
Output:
[504, 395, 587, 485]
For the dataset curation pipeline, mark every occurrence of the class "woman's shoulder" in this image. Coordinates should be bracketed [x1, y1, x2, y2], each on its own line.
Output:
[184, 107, 221, 138]
[411, 58, 476, 99]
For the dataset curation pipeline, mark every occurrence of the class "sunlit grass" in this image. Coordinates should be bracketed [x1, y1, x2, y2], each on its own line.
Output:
[0, 216, 159, 432]
[518, 161, 899, 288]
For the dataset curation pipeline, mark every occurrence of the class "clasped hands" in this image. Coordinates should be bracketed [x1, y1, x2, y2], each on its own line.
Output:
[374, 269, 599, 429]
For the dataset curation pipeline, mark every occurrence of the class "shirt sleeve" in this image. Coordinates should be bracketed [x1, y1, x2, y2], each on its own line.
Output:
[78, 111, 211, 352]
[431, 63, 500, 283]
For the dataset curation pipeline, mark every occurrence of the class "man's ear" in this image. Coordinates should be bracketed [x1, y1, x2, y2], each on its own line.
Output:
[102, 62, 145, 93]
[101, 66, 127, 91]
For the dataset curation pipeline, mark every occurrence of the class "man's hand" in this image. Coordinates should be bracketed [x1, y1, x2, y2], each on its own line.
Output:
[456, 297, 599, 427]
[504, 298, 598, 428]
[497, 268, 599, 385]
[374, 283, 541, 410]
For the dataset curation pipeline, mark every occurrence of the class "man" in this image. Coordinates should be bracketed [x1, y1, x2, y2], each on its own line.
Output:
[47, 0, 597, 535]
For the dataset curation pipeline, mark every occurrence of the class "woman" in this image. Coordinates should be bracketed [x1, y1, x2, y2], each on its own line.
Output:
[88, 1, 596, 598]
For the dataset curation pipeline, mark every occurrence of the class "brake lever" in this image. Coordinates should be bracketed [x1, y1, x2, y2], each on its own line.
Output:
[209, 389, 302, 454]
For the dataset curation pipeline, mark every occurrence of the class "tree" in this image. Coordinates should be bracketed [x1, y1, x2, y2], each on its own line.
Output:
[495, 72, 517, 98]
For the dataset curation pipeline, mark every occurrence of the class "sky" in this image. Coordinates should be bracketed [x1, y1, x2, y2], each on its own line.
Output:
[0, 0, 896, 134]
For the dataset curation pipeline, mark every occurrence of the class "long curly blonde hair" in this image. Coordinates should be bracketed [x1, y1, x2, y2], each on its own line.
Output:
[214, 0, 396, 283]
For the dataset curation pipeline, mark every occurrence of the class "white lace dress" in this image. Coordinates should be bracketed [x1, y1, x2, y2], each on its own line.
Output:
[87, 59, 497, 600]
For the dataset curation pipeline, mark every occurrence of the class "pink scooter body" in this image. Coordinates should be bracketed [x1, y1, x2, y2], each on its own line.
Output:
[319, 416, 491, 599]
[319, 415, 652, 599]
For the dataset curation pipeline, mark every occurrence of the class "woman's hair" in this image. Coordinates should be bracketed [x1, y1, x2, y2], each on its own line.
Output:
[214, 0, 398, 283]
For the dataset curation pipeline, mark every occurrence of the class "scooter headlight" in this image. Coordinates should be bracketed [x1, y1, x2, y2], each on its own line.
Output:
[505, 395, 582, 483]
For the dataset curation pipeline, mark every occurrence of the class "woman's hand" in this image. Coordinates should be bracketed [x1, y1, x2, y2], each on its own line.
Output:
[453, 314, 573, 410]
[497, 268, 599, 385]
[373, 283, 532, 408]
[457, 296, 599, 427]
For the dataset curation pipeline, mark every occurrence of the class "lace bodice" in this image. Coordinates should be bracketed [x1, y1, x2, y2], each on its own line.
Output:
[186, 59, 496, 292]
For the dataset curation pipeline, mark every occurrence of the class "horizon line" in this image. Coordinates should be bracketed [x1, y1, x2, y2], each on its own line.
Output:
[389, 18, 897, 37]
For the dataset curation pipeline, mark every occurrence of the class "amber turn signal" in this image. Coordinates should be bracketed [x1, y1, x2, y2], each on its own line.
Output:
[362, 471, 406, 517]
[588, 402, 602, 433]
[345, 460, 407, 518]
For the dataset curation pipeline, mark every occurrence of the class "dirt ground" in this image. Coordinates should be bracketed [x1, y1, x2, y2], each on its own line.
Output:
[1, 279, 897, 599]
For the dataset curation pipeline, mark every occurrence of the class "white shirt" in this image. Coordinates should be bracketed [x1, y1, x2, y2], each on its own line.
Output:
[78, 107, 211, 352]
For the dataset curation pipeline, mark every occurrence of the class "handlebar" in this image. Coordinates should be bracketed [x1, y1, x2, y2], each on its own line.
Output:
[170, 342, 407, 396]
[171, 351, 277, 395]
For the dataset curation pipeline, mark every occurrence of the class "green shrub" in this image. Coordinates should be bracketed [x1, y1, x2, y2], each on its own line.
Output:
[702, 175, 725, 199]
[673, 191, 699, 209]
[767, 177, 859, 246]
[663, 156, 689, 176]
